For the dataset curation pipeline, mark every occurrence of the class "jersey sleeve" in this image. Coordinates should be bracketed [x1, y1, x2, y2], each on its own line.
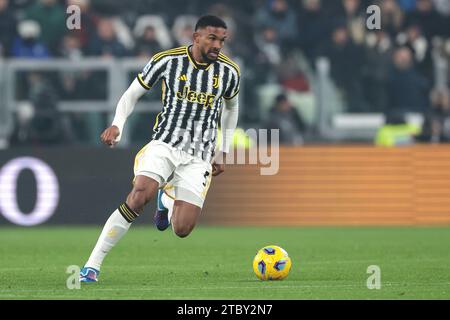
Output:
[136, 54, 167, 90]
[223, 68, 240, 100]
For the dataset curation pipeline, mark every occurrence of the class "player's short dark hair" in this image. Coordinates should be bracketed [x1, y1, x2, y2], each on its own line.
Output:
[195, 15, 227, 31]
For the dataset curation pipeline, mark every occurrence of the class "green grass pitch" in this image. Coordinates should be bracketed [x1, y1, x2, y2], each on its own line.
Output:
[0, 226, 450, 299]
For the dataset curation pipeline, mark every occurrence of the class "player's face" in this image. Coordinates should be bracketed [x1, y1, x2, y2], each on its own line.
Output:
[194, 26, 227, 63]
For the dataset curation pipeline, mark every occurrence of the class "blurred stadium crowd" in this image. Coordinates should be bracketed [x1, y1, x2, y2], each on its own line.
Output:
[0, 0, 450, 146]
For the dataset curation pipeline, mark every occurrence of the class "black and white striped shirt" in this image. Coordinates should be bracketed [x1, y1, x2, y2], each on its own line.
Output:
[136, 46, 240, 163]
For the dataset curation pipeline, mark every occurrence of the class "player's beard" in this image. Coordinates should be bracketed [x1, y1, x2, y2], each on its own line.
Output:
[201, 49, 219, 63]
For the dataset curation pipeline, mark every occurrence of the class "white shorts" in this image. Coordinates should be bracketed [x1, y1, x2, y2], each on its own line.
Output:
[133, 140, 212, 208]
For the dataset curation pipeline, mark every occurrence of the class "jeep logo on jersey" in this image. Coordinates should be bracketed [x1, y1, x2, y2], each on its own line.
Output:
[176, 85, 216, 108]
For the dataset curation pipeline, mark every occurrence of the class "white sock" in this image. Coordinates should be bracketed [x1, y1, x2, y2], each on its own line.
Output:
[85, 209, 131, 271]
[161, 192, 174, 223]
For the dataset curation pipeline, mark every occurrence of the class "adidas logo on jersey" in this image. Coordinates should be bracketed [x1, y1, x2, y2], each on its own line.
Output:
[178, 74, 188, 81]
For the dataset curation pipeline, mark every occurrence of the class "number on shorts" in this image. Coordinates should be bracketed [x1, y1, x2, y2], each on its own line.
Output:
[202, 171, 210, 187]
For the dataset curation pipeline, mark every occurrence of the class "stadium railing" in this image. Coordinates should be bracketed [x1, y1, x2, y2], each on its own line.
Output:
[0, 49, 446, 147]
[0, 57, 247, 148]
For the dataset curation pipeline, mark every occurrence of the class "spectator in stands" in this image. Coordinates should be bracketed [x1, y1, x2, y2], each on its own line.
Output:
[172, 15, 197, 47]
[296, 0, 329, 63]
[209, 1, 256, 63]
[0, 0, 16, 57]
[133, 15, 173, 50]
[397, 0, 418, 12]
[59, 33, 83, 59]
[406, 0, 447, 39]
[340, 0, 366, 45]
[363, 30, 393, 112]
[321, 22, 368, 112]
[397, 22, 433, 79]
[27, 74, 65, 144]
[380, 0, 406, 38]
[25, 0, 66, 55]
[134, 25, 163, 58]
[58, 32, 106, 101]
[254, 0, 298, 50]
[4, 0, 449, 147]
[277, 54, 310, 92]
[252, 26, 283, 85]
[255, 26, 282, 67]
[66, 0, 98, 54]
[88, 17, 128, 57]
[208, 2, 241, 58]
[265, 93, 306, 145]
[11, 20, 50, 58]
[59, 28, 108, 109]
[208, 3, 237, 37]
[10, 73, 75, 145]
[58, 32, 98, 103]
[386, 46, 430, 113]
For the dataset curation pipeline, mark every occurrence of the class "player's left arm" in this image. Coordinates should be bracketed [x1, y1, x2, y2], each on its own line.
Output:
[212, 93, 239, 176]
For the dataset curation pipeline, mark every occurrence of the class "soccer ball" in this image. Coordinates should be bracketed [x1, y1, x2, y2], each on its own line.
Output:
[252, 245, 292, 280]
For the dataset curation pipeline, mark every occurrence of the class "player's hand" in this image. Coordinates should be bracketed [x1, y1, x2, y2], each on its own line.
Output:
[212, 152, 226, 176]
[100, 125, 120, 147]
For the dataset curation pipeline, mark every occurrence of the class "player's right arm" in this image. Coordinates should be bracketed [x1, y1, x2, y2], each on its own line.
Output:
[100, 79, 147, 147]
[101, 53, 167, 147]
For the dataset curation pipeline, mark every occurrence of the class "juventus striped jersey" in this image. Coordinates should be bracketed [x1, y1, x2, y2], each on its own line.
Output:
[136, 45, 240, 163]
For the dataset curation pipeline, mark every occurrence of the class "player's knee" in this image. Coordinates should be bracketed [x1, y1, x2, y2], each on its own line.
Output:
[173, 224, 194, 238]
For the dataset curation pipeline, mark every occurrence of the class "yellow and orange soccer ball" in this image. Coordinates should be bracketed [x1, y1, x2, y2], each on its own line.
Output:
[252, 245, 292, 280]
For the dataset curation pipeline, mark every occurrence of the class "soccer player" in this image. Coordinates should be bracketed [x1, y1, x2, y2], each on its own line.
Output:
[80, 15, 240, 282]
